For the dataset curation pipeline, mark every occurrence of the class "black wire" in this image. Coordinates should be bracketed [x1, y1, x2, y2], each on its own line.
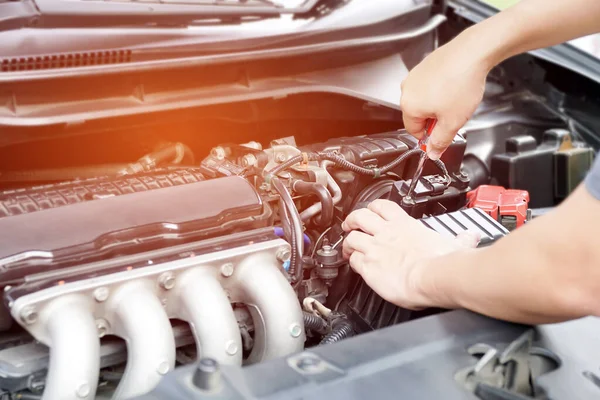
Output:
[319, 148, 423, 177]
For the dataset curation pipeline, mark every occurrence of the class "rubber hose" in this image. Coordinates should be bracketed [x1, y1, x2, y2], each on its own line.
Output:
[119, 142, 195, 175]
[150, 142, 195, 165]
[265, 153, 320, 179]
[272, 178, 304, 286]
[293, 180, 334, 229]
[319, 320, 354, 345]
[303, 312, 327, 333]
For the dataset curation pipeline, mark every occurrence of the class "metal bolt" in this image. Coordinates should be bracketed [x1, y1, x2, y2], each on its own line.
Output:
[93, 287, 109, 302]
[225, 340, 239, 356]
[192, 358, 221, 391]
[220, 263, 234, 278]
[276, 247, 291, 263]
[157, 361, 170, 375]
[289, 323, 302, 338]
[158, 272, 175, 290]
[321, 245, 333, 254]
[295, 355, 325, 374]
[20, 306, 38, 325]
[211, 147, 226, 160]
[96, 319, 110, 338]
[76, 382, 90, 398]
[275, 153, 287, 163]
[241, 154, 257, 167]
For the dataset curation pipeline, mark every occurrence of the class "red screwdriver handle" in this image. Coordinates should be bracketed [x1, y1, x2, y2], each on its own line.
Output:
[419, 119, 437, 151]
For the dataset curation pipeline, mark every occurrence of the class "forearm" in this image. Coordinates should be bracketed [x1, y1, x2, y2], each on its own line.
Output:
[455, 0, 600, 71]
[417, 185, 600, 324]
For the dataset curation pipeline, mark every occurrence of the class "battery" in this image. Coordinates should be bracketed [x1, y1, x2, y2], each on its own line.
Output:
[466, 185, 529, 230]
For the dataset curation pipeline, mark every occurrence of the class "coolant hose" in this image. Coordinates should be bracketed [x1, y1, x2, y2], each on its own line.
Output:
[272, 177, 304, 286]
[292, 180, 334, 229]
[303, 312, 327, 333]
[319, 319, 354, 345]
[119, 142, 195, 176]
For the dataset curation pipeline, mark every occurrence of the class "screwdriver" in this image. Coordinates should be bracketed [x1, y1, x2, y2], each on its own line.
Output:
[404, 119, 437, 203]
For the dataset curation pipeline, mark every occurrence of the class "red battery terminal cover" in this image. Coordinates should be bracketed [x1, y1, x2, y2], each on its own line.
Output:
[466, 185, 530, 229]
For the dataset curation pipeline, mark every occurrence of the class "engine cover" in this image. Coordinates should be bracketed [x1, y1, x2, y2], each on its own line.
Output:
[0, 174, 269, 286]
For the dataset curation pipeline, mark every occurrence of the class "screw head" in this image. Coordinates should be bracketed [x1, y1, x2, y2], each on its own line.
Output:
[220, 263, 234, 278]
[276, 247, 291, 262]
[76, 382, 90, 398]
[289, 323, 302, 338]
[157, 361, 170, 375]
[158, 272, 175, 290]
[93, 287, 109, 302]
[211, 147, 226, 160]
[225, 340, 239, 356]
[295, 355, 325, 374]
[242, 154, 257, 167]
[275, 153, 287, 163]
[96, 319, 110, 338]
[20, 306, 38, 325]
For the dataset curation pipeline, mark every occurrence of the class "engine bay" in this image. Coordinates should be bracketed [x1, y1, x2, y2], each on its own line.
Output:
[0, 1, 600, 397]
[0, 73, 597, 399]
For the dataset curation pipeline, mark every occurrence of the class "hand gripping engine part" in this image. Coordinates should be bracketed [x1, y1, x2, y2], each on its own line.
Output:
[6, 237, 304, 400]
[344, 208, 508, 334]
[466, 185, 530, 230]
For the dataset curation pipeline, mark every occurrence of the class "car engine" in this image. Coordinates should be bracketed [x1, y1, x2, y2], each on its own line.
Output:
[0, 82, 596, 399]
[0, 1, 599, 398]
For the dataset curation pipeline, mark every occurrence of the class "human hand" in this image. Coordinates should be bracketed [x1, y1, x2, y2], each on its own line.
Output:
[400, 32, 491, 159]
[341, 200, 480, 309]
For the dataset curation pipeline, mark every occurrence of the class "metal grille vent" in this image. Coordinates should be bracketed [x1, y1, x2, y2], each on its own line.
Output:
[0, 50, 133, 72]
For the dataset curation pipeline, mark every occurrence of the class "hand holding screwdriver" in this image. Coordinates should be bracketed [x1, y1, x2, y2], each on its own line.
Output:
[404, 119, 437, 201]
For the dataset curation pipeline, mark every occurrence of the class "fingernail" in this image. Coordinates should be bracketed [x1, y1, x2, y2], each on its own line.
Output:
[341, 222, 348, 231]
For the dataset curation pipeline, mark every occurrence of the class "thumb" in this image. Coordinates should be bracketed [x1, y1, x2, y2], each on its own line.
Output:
[426, 119, 459, 160]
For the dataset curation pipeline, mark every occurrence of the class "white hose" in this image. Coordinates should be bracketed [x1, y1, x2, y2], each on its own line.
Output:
[299, 161, 342, 222]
